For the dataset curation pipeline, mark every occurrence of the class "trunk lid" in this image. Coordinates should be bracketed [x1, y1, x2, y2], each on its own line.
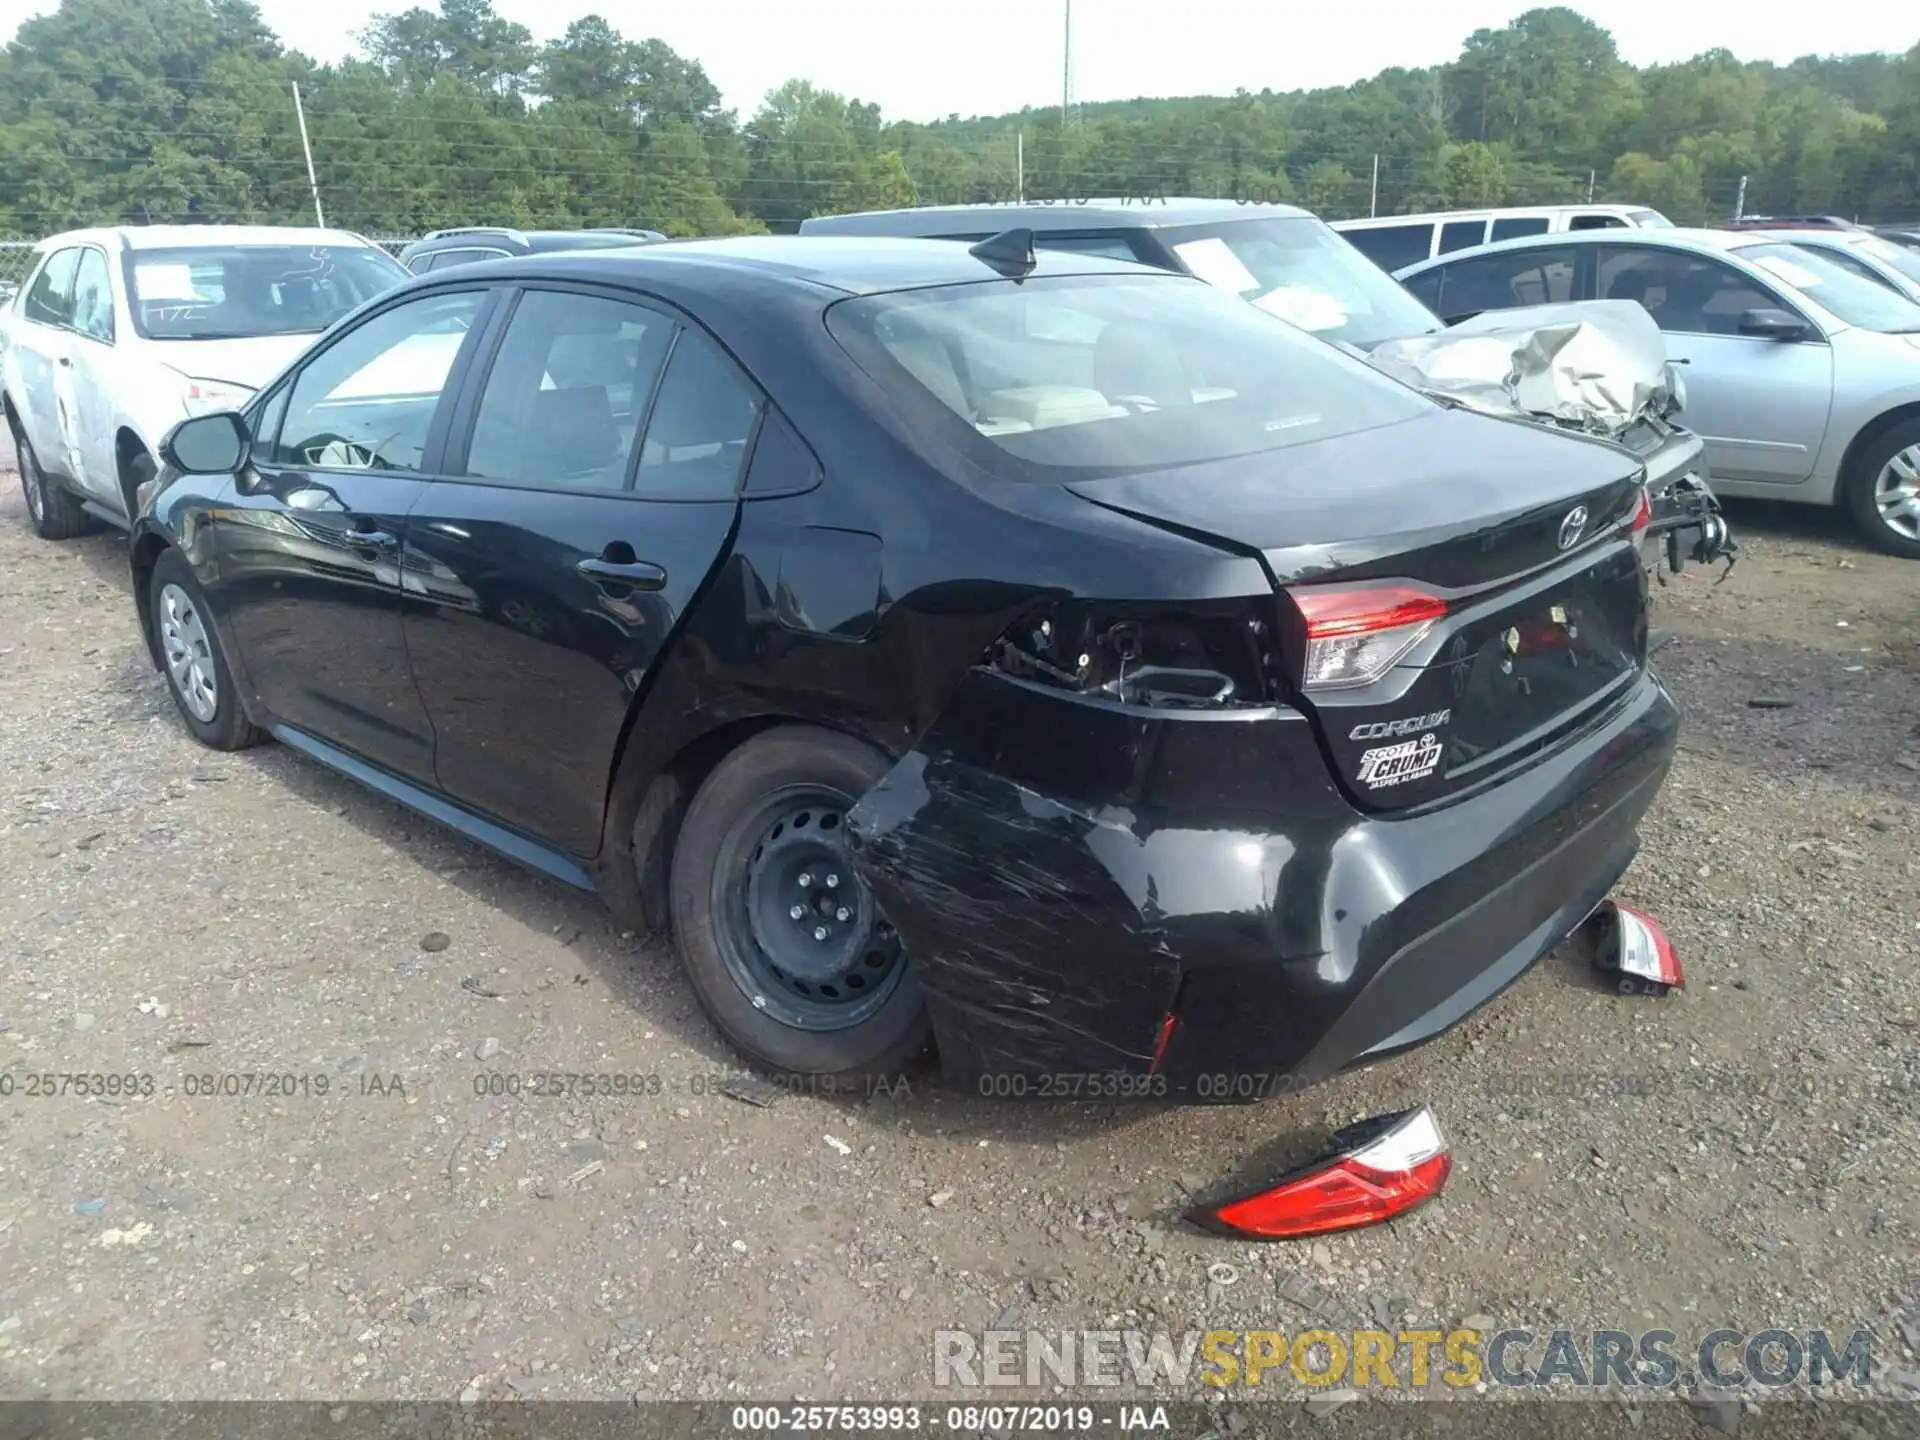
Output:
[1066, 406, 1651, 812]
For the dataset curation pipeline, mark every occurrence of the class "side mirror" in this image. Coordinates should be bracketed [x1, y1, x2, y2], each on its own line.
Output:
[161, 411, 251, 475]
[1737, 307, 1809, 342]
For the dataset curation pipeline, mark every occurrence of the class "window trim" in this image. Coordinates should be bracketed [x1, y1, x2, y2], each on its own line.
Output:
[436, 279, 775, 504]
[1592, 243, 1825, 344]
[262, 283, 502, 480]
[68, 244, 118, 346]
[21, 245, 82, 331]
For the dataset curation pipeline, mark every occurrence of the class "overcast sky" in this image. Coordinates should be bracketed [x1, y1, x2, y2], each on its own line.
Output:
[1, 0, 1913, 121]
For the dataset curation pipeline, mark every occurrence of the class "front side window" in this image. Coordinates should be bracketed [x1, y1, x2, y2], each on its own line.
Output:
[1596, 246, 1791, 336]
[1164, 216, 1442, 345]
[1437, 220, 1488, 254]
[1489, 217, 1551, 242]
[23, 247, 79, 327]
[71, 249, 116, 343]
[465, 290, 674, 491]
[1732, 243, 1920, 333]
[826, 272, 1433, 481]
[1429, 246, 1578, 321]
[1344, 225, 1435, 274]
[275, 290, 485, 472]
[127, 244, 408, 340]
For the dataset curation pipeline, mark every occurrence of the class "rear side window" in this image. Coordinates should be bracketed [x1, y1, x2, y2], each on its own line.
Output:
[465, 290, 674, 491]
[1431, 247, 1578, 320]
[1437, 220, 1488, 255]
[635, 329, 764, 499]
[826, 272, 1432, 482]
[1570, 214, 1627, 231]
[1489, 217, 1551, 242]
[23, 247, 79, 327]
[1345, 224, 1433, 272]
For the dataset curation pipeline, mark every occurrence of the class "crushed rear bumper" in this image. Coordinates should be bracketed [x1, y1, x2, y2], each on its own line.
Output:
[846, 666, 1680, 1102]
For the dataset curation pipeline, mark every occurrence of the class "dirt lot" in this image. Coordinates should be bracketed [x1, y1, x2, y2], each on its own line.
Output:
[0, 466, 1915, 1422]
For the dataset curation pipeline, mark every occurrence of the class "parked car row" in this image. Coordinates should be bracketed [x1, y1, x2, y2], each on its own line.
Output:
[5, 211, 1688, 1099]
[1393, 226, 1920, 557]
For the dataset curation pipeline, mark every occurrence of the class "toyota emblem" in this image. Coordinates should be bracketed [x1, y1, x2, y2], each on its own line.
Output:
[1557, 505, 1589, 551]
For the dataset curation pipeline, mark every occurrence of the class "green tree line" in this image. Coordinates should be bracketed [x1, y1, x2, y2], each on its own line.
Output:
[2, 0, 1917, 241]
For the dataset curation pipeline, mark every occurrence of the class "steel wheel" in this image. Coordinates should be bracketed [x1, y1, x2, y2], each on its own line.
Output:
[710, 783, 905, 1031]
[158, 581, 219, 723]
[1873, 443, 1920, 541]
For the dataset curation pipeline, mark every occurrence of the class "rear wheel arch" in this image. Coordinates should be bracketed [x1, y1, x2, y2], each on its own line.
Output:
[599, 709, 898, 937]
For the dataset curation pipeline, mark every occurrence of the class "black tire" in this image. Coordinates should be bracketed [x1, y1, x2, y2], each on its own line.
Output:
[1843, 417, 1920, 559]
[148, 547, 263, 751]
[669, 725, 929, 1084]
[12, 423, 89, 540]
[123, 446, 157, 524]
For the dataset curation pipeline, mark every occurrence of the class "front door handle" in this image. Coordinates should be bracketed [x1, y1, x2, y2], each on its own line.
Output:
[577, 555, 667, 591]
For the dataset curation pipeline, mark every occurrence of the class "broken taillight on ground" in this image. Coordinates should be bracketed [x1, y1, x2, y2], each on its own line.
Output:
[1588, 899, 1683, 996]
[1193, 1106, 1452, 1241]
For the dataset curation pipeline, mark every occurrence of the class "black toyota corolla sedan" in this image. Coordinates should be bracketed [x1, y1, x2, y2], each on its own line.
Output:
[131, 233, 1679, 1097]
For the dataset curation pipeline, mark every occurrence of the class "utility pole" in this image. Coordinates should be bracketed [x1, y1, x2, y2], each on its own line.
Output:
[1017, 131, 1025, 202]
[1587, 169, 1596, 203]
[1369, 154, 1379, 218]
[1062, 0, 1073, 127]
[292, 82, 324, 228]
[1732, 174, 1748, 221]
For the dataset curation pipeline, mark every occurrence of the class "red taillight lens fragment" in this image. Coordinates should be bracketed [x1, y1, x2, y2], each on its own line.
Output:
[1199, 1106, 1452, 1240]
[1288, 584, 1448, 691]
[1629, 487, 1653, 534]
[1593, 900, 1683, 993]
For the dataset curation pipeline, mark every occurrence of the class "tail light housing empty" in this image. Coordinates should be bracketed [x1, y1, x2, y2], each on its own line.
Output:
[1195, 1106, 1452, 1240]
[1286, 583, 1447, 691]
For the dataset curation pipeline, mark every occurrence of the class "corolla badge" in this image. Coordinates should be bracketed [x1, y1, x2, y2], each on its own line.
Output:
[1557, 505, 1589, 551]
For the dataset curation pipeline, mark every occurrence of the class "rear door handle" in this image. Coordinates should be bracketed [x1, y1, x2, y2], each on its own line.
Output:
[577, 556, 667, 590]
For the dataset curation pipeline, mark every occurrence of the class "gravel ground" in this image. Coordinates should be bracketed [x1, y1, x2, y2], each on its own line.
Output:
[0, 469, 1915, 1422]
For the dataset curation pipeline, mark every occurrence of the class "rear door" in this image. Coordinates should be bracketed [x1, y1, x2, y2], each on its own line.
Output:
[403, 284, 758, 855]
[1591, 244, 1833, 485]
[215, 285, 493, 782]
[12, 246, 80, 475]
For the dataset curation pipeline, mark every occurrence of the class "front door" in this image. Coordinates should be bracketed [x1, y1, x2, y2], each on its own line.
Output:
[403, 285, 757, 855]
[65, 245, 123, 505]
[1591, 245, 1834, 486]
[215, 286, 492, 782]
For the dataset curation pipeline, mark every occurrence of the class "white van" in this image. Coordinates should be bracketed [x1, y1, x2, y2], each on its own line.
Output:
[1333, 205, 1672, 272]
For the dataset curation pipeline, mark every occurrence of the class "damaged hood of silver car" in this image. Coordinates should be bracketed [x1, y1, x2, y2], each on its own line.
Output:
[1362, 299, 1683, 438]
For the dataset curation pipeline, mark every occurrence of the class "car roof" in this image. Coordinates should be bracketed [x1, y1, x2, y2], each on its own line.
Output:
[1393, 226, 1786, 275]
[71, 225, 378, 251]
[800, 199, 1310, 235]
[466, 234, 1168, 297]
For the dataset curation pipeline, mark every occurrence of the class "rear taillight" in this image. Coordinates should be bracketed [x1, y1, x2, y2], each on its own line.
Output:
[1287, 584, 1447, 691]
[1628, 486, 1652, 534]
[1196, 1107, 1452, 1241]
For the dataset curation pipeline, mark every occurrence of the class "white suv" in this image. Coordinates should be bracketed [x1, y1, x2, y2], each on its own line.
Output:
[2, 225, 406, 538]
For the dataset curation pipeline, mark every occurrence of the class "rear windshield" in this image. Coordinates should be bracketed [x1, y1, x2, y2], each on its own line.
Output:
[1736, 242, 1920, 333]
[825, 272, 1432, 481]
[1159, 216, 1442, 347]
[126, 244, 408, 340]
